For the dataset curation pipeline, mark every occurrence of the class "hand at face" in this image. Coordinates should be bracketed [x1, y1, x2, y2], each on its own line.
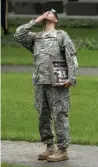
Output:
[43, 11, 49, 19]
[35, 12, 49, 23]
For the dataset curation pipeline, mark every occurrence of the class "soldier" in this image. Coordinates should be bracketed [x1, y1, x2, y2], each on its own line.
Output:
[14, 9, 78, 162]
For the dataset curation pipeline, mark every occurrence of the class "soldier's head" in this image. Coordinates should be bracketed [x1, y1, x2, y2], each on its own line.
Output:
[43, 9, 58, 24]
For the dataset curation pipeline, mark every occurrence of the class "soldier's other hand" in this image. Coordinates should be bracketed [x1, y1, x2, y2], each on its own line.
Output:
[63, 80, 72, 88]
[35, 12, 49, 23]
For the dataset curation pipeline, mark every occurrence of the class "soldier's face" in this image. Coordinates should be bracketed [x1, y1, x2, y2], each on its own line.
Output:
[44, 11, 58, 23]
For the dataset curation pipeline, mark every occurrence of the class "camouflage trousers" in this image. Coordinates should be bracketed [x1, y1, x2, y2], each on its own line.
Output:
[35, 84, 71, 149]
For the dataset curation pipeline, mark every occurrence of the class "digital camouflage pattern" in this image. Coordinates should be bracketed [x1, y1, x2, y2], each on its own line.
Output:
[14, 20, 78, 149]
[35, 85, 71, 149]
[14, 20, 78, 85]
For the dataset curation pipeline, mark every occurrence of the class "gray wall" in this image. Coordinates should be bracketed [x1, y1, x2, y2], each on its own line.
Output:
[8, 0, 98, 15]
[8, 0, 64, 14]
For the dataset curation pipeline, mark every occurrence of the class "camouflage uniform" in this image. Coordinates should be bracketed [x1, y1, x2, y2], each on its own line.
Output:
[14, 20, 78, 149]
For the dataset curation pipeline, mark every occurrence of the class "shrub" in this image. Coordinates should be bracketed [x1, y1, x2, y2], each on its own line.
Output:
[8, 17, 98, 28]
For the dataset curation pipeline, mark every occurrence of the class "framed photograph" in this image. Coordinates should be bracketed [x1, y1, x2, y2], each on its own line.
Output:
[49, 60, 68, 86]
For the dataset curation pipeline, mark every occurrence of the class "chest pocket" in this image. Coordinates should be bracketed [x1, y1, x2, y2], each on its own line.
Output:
[44, 37, 60, 59]
[34, 37, 60, 58]
[34, 38, 41, 55]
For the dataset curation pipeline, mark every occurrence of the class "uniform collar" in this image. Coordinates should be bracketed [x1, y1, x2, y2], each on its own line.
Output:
[36, 28, 56, 38]
[42, 28, 55, 36]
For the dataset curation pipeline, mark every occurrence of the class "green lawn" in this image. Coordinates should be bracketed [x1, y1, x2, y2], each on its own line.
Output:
[1, 27, 98, 66]
[62, 27, 98, 39]
[4, 26, 98, 39]
[1, 73, 98, 145]
[2, 163, 30, 167]
[1, 47, 98, 67]
[2, 162, 60, 167]
[77, 49, 98, 67]
[1, 47, 33, 65]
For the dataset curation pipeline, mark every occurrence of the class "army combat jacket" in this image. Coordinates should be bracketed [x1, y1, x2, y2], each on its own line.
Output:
[14, 20, 78, 85]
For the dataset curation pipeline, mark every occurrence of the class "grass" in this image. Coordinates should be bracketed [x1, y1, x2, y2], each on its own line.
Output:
[1, 163, 31, 167]
[1, 73, 39, 141]
[2, 162, 70, 167]
[62, 27, 98, 39]
[1, 163, 49, 167]
[77, 49, 98, 67]
[1, 47, 33, 65]
[1, 47, 98, 67]
[1, 26, 98, 66]
[4, 26, 98, 39]
[1, 73, 98, 145]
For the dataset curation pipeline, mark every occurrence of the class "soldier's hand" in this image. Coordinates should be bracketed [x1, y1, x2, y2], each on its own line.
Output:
[35, 12, 49, 23]
[63, 80, 72, 88]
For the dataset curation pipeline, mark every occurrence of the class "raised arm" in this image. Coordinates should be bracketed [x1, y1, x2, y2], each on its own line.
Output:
[62, 31, 78, 86]
[14, 12, 49, 53]
[14, 20, 37, 52]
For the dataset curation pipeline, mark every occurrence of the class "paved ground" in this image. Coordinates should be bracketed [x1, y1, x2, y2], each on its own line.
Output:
[1, 65, 98, 75]
[1, 141, 98, 167]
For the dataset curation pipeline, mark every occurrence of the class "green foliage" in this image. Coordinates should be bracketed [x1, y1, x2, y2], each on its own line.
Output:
[2, 35, 98, 50]
[59, 19, 98, 28]
[2, 74, 98, 145]
[1, 27, 98, 50]
[8, 17, 98, 28]
[74, 38, 98, 50]
[1, 33, 21, 48]
[1, 26, 41, 48]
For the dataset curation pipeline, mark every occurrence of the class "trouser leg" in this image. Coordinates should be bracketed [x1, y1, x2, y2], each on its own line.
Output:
[46, 86, 71, 149]
[34, 85, 54, 145]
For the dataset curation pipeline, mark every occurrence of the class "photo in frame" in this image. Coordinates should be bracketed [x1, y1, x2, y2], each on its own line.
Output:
[49, 60, 68, 86]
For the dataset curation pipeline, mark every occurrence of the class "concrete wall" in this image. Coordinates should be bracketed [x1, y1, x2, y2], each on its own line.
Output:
[79, 0, 98, 2]
[8, 0, 63, 14]
[66, 2, 98, 15]
[8, 0, 98, 15]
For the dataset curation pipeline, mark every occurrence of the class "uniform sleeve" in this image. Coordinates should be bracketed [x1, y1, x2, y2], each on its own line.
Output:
[14, 20, 37, 53]
[62, 32, 78, 85]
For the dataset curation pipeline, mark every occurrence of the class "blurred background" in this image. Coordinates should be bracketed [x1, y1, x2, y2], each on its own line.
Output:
[5, 0, 98, 16]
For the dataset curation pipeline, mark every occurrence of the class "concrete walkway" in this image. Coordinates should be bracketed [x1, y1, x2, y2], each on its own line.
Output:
[1, 65, 98, 75]
[1, 141, 98, 167]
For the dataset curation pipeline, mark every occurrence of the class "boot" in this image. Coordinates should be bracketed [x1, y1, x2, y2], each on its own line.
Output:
[38, 144, 55, 160]
[47, 149, 69, 162]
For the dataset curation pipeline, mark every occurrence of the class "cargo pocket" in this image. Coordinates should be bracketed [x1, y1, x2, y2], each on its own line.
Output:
[61, 96, 70, 112]
[34, 85, 42, 113]
[32, 64, 40, 84]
